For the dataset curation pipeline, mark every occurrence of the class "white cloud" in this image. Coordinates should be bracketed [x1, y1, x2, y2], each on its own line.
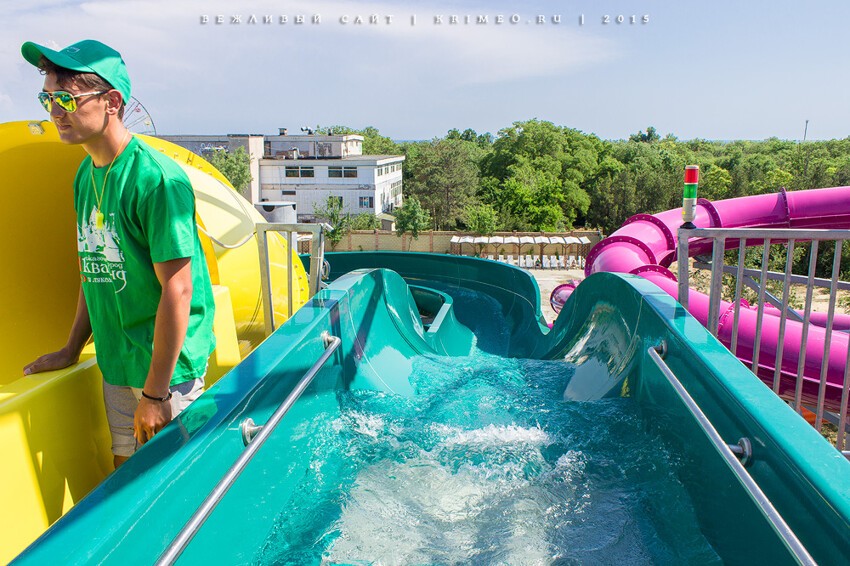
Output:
[6, 0, 615, 83]
[11, 0, 843, 140]
[2, 0, 621, 132]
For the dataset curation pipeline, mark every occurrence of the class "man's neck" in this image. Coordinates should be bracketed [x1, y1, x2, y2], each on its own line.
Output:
[85, 124, 132, 167]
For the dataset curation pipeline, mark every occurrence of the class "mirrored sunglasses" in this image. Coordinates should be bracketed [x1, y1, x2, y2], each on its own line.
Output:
[38, 90, 107, 113]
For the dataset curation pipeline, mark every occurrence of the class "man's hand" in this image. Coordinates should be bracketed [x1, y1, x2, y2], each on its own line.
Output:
[23, 347, 80, 375]
[24, 287, 91, 376]
[134, 396, 173, 445]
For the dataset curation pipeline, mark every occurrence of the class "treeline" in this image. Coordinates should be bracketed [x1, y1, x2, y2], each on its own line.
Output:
[324, 121, 850, 236]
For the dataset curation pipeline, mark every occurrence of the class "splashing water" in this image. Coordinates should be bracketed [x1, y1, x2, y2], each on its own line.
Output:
[256, 353, 720, 565]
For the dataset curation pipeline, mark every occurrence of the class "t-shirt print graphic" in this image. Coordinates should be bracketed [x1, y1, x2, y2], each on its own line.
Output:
[77, 206, 127, 291]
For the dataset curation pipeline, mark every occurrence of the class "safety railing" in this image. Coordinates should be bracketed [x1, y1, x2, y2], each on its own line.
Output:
[648, 344, 816, 565]
[256, 222, 329, 335]
[156, 331, 341, 565]
[676, 227, 850, 454]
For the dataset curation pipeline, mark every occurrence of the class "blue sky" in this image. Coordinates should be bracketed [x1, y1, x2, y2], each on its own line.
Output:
[2, 0, 847, 141]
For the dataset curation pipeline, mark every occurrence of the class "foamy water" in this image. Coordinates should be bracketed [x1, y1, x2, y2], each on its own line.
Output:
[256, 353, 720, 565]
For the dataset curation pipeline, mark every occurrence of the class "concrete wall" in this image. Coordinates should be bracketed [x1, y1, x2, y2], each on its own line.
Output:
[302, 230, 603, 256]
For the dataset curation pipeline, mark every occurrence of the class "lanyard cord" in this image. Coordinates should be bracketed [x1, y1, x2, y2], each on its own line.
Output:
[91, 131, 132, 228]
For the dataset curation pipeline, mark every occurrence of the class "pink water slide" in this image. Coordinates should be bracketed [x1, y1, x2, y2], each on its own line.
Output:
[582, 186, 850, 411]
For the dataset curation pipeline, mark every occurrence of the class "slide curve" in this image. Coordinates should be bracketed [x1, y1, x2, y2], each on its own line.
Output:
[581, 186, 850, 411]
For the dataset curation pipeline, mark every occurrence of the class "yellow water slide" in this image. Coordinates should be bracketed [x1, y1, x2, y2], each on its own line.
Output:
[0, 121, 310, 561]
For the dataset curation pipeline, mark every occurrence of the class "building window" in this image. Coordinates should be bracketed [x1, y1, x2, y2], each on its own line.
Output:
[359, 196, 374, 208]
[285, 166, 314, 178]
[329, 166, 357, 178]
[390, 180, 402, 197]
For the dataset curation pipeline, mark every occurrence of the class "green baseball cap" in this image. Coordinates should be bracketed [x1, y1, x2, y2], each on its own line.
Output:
[21, 39, 131, 103]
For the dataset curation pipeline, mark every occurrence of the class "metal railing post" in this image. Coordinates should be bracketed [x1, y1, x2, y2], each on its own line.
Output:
[256, 222, 330, 335]
[795, 241, 819, 413]
[751, 239, 772, 375]
[256, 227, 274, 336]
[815, 241, 844, 427]
[707, 237, 726, 336]
[840, 337, 850, 451]
[286, 230, 294, 320]
[773, 240, 795, 394]
[308, 224, 329, 297]
[731, 239, 747, 356]
[677, 228, 691, 310]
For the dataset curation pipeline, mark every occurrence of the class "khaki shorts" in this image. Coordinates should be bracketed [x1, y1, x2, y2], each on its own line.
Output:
[102, 377, 205, 457]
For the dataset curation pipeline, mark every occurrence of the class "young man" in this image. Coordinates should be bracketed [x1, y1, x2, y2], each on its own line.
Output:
[21, 39, 216, 468]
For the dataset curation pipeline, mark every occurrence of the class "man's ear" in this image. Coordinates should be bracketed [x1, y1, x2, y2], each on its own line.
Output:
[105, 90, 123, 115]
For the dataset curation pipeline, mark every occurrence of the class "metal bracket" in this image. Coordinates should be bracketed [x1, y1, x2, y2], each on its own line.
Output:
[240, 418, 262, 446]
[728, 437, 753, 467]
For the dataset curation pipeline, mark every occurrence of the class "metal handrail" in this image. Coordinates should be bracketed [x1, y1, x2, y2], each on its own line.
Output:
[647, 345, 815, 565]
[156, 332, 341, 565]
[256, 222, 329, 335]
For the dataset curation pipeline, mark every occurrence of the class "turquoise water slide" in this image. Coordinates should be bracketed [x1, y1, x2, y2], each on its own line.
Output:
[14, 253, 850, 564]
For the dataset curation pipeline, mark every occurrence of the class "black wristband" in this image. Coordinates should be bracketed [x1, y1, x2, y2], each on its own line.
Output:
[141, 389, 173, 402]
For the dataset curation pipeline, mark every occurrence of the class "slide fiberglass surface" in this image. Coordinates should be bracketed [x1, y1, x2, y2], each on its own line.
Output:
[13, 252, 850, 564]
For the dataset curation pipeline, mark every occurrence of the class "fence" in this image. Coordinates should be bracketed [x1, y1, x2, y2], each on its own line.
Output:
[300, 230, 603, 260]
[677, 227, 850, 455]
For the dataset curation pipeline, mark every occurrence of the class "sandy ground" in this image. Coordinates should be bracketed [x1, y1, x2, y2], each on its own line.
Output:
[527, 267, 587, 324]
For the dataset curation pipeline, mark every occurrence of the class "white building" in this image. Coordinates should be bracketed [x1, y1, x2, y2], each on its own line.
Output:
[162, 129, 404, 222]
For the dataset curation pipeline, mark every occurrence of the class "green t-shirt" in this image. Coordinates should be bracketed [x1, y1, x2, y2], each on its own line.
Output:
[74, 135, 216, 388]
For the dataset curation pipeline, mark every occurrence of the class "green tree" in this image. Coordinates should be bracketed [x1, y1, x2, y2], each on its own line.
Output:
[318, 124, 401, 155]
[351, 213, 380, 230]
[480, 120, 593, 230]
[700, 165, 733, 200]
[464, 203, 498, 235]
[395, 196, 431, 250]
[446, 127, 495, 149]
[405, 138, 484, 230]
[207, 147, 252, 197]
[313, 196, 350, 251]
[629, 126, 661, 143]
[498, 162, 567, 231]
[583, 153, 631, 234]
[464, 203, 499, 256]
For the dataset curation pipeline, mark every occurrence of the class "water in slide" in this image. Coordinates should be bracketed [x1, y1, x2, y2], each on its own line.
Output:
[14, 253, 850, 564]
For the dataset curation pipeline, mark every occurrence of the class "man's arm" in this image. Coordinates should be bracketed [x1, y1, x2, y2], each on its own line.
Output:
[133, 257, 193, 445]
[23, 286, 92, 375]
